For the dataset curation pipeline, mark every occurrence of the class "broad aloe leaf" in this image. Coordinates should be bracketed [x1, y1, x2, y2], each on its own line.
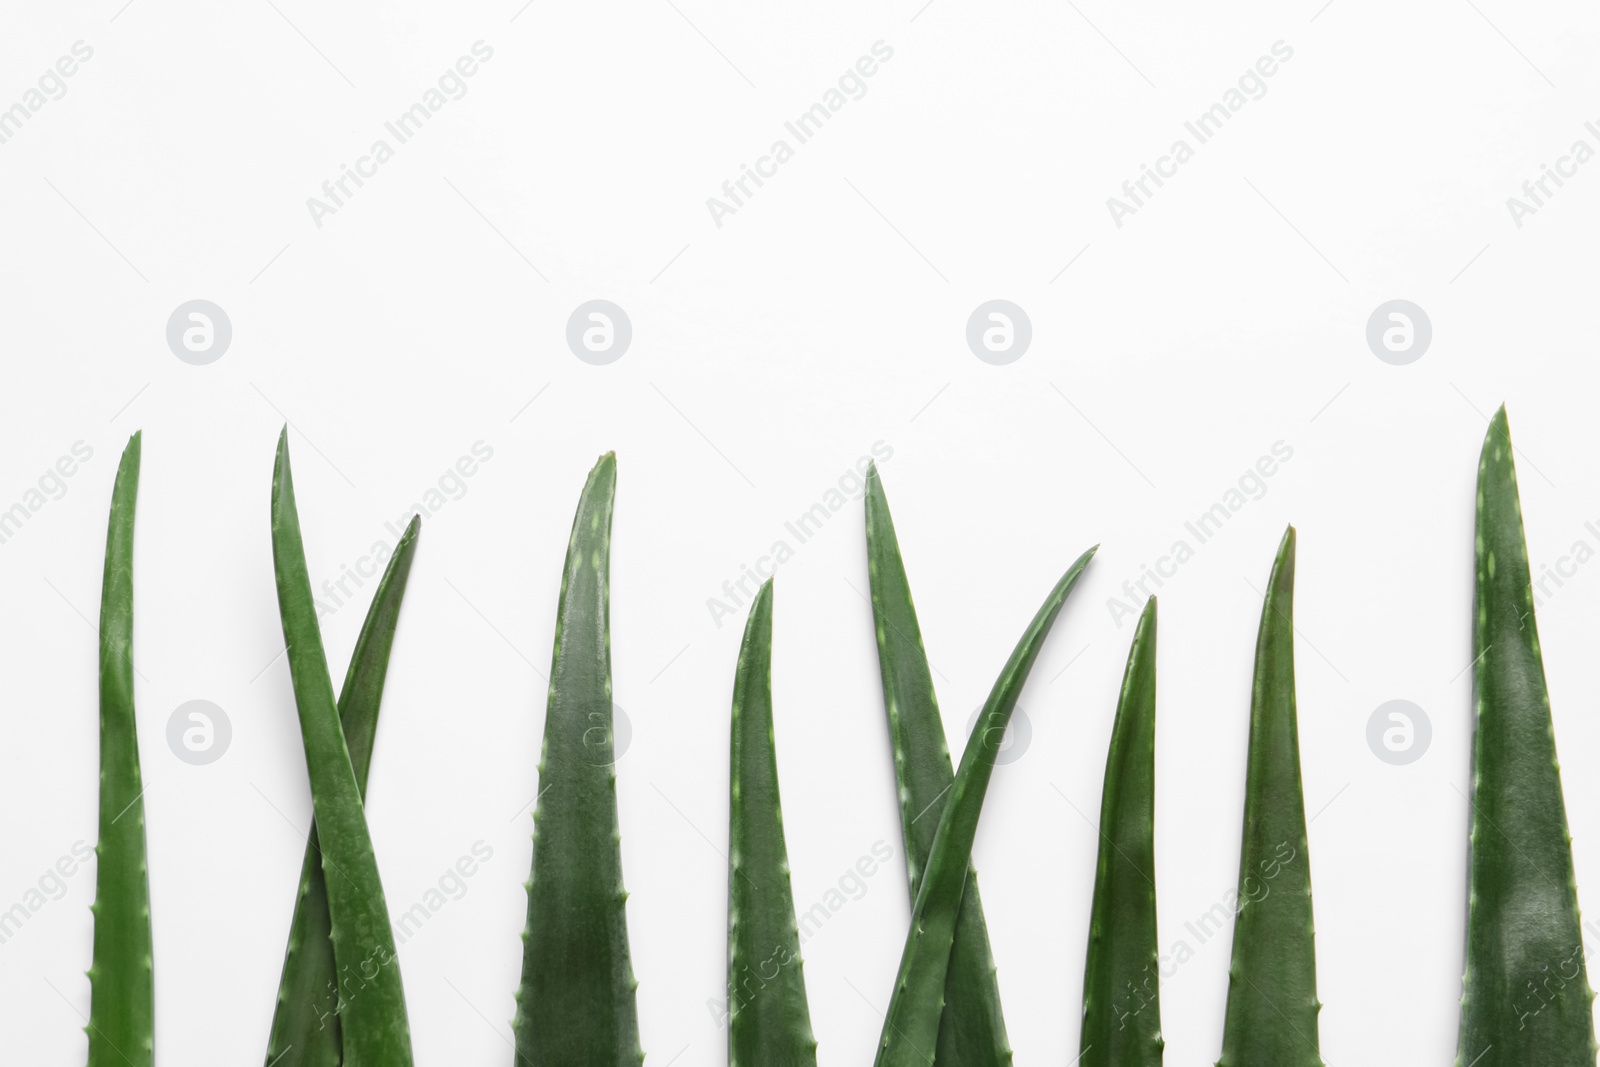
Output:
[1217, 526, 1322, 1067]
[874, 545, 1097, 1067]
[271, 430, 413, 1067]
[1081, 596, 1162, 1067]
[513, 452, 642, 1066]
[863, 463, 1011, 1066]
[727, 580, 818, 1067]
[265, 515, 422, 1067]
[1457, 406, 1597, 1066]
[88, 432, 153, 1067]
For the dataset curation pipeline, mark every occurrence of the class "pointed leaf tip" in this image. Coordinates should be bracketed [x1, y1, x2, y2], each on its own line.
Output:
[1481, 404, 1514, 460]
[1268, 528, 1297, 594]
[115, 434, 142, 477]
[746, 576, 774, 623]
[586, 451, 619, 495]
[1275, 524, 1297, 557]
[273, 429, 291, 474]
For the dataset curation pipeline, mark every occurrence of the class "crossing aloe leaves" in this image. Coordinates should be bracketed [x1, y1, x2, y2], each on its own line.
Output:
[512, 452, 642, 1066]
[1217, 526, 1322, 1067]
[727, 580, 818, 1067]
[88, 432, 153, 1067]
[1081, 596, 1162, 1067]
[874, 544, 1097, 1067]
[863, 463, 1012, 1066]
[1457, 406, 1597, 1066]
[271, 430, 414, 1067]
[264, 515, 421, 1067]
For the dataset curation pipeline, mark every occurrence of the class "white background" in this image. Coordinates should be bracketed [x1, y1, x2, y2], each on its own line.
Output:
[1, 0, 1598, 1064]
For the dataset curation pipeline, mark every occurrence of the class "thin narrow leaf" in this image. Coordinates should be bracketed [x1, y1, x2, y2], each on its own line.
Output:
[271, 430, 413, 1067]
[1081, 596, 1162, 1067]
[513, 452, 642, 1066]
[875, 545, 1097, 1067]
[864, 463, 1011, 1067]
[1218, 526, 1322, 1067]
[88, 432, 152, 1067]
[728, 580, 817, 1067]
[265, 515, 422, 1067]
[1457, 406, 1597, 1066]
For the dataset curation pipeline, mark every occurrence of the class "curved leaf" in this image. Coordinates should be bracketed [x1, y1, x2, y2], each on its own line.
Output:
[1081, 596, 1162, 1067]
[1457, 406, 1597, 1066]
[1217, 526, 1321, 1067]
[265, 515, 422, 1067]
[513, 452, 642, 1066]
[864, 463, 1012, 1067]
[271, 430, 413, 1067]
[88, 432, 153, 1067]
[728, 580, 818, 1067]
[874, 545, 1097, 1067]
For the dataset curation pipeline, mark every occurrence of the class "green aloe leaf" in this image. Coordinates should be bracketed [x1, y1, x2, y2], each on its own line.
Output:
[874, 544, 1097, 1067]
[1081, 596, 1162, 1067]
[512, 452, 642, 1066]
[1457, 406, 1597, 1066]
[727, 580, 818, 1067]
[265, 515, 422, 1067]
[271, 429, 413, 1067]
[1217, 526, 1322, 1067]
[863, 463, 1012, 1067]
[88, 431, 153, 1067]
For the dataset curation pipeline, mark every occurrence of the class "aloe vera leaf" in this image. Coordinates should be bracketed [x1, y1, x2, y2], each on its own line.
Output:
[512, 452, 642, 1066]
[727, 580, 818, 1067]
[1217, 526, 1322, 1067]
[874, 545, 1097, 1067]
[863, 463, 1012, 1067]
[88, 432, 153, 1067]
[271, 429, 413, 1067]
[1081, 596, 1162, 1067]
[264, 515, 422, 1067]
[1457, 406, 1597, 1066]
